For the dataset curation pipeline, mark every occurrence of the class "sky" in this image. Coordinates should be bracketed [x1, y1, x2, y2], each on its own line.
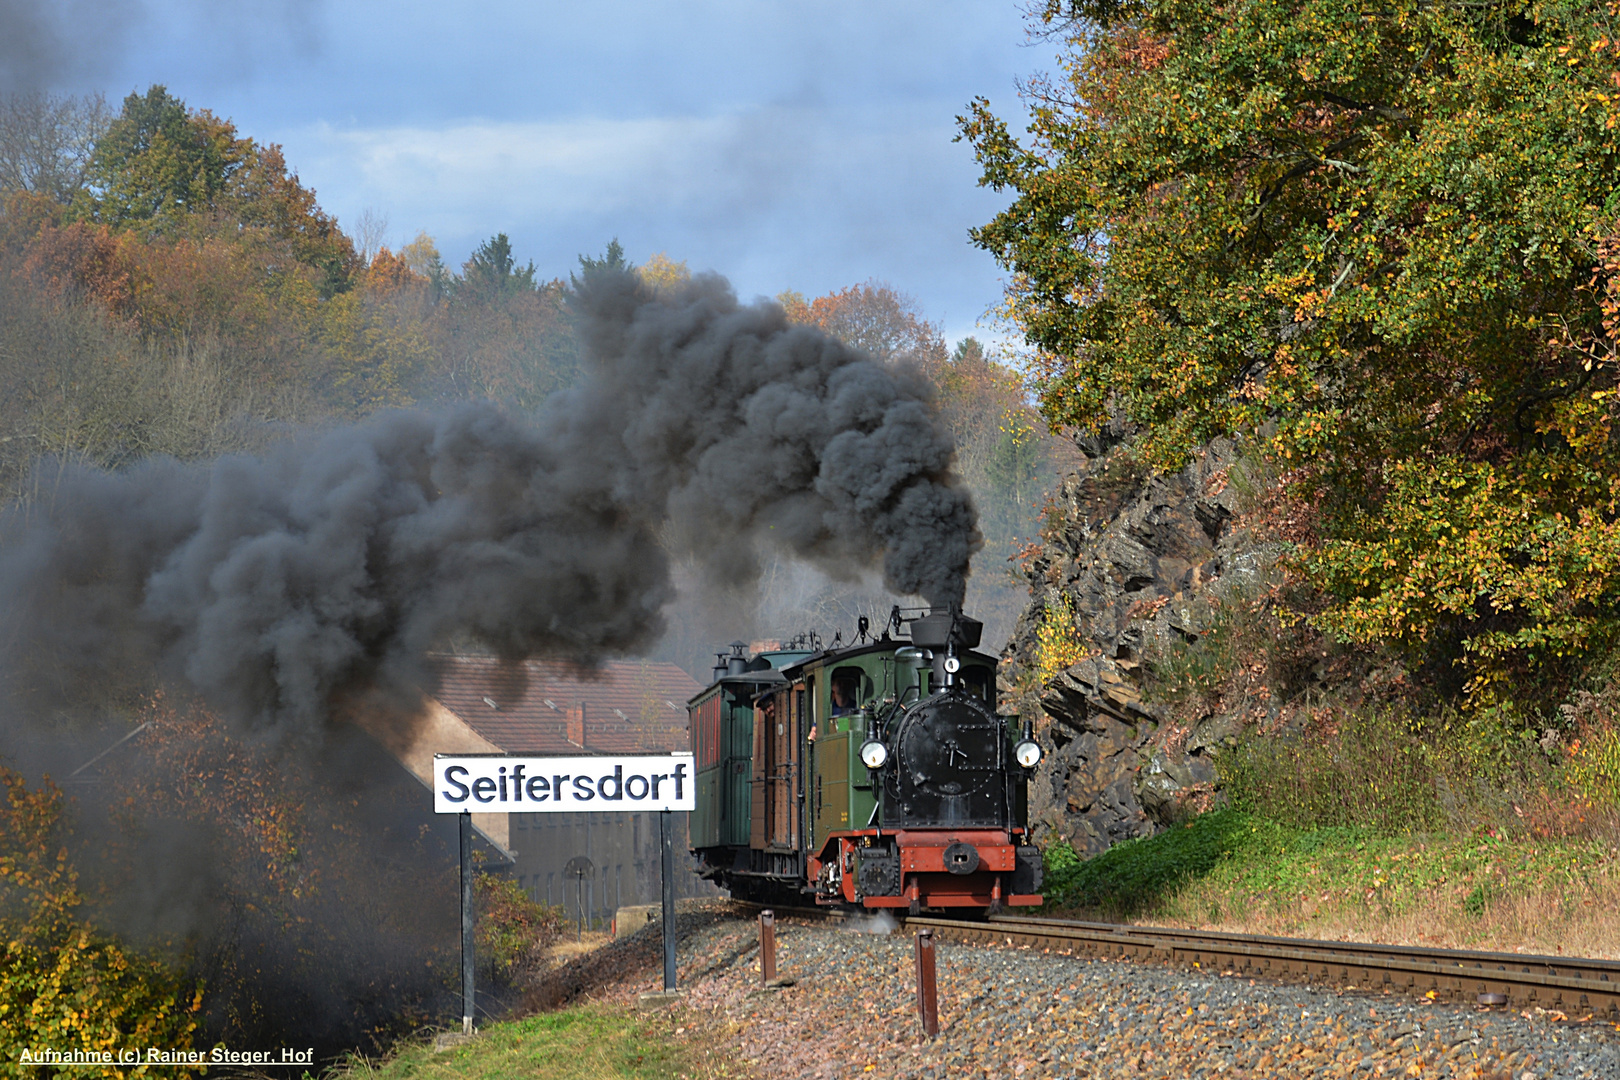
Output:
[20, 0, 1062, 346]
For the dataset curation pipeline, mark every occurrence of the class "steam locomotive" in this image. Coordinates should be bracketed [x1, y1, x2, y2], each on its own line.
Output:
[687, 608, 1043, 912]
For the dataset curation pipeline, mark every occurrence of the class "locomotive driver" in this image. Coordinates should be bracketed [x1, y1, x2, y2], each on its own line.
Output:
[830, 678, 858, 717]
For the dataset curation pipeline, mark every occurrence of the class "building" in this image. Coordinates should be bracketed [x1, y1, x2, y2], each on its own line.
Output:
[383, 653, 719, 925]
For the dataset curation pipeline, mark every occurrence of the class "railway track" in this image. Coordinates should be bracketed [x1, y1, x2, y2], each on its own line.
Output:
[734, 900, 1620, 1017]
[906, 914, 1620, 1018]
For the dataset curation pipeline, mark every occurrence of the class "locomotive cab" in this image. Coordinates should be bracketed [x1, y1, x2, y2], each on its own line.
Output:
[688, 610, 1043, 913]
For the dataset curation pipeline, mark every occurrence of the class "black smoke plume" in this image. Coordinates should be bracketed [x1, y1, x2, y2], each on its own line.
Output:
[573, 269, 979, 612]
[0, 269, 978, 1051]
[2, 269, 978, 741]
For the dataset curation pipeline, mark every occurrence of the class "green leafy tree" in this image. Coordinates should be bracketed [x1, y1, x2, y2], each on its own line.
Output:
[458, 232, 538, 303]
[70, 86, 358, 293]
[570, 237, 631, 290]
[74, 86, 246, 231]
[963, 0, 1620, 694]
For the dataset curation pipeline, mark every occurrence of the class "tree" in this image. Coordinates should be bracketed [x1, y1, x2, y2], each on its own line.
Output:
[0, 91, 109, 203]
[419, 234, 577, 409]
[570, 237, 630, 290]
[351, 206, 389, 266]
[399, 230, 447, 297]
[0, 767, 201, 1074]
[637, 251, 691, 292]
[962, 0, 1620, 694]
[221, 141, 358, 295]
[457, 232, 537, 303]
[70, 86, 359, 293]
[781, 279, 946, 364]
[74, 86, 246, 231]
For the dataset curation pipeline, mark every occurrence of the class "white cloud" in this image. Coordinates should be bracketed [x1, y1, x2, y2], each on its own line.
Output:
[282, 103, 1015, 342]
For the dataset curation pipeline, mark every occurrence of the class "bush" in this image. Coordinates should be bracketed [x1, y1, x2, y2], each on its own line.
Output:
[1569, 729, 1620, 808]
[1220, 711, 1445, 833]
[476, 876, 564, 983]
[0, 767, 200, 1078]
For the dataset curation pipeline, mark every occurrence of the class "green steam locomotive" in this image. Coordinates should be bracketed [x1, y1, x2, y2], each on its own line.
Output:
[687, 608, 1043, 912]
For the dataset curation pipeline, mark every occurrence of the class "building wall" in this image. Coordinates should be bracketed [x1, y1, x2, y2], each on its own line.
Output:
[510, 809, 719, 924]
[353, 697, 512, 852]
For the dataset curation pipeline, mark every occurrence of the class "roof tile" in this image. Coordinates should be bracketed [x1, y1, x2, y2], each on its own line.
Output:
[425, 654, 700, 755]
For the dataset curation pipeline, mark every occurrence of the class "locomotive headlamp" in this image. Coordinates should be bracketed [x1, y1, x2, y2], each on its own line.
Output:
[859, 739, 890, 769]
[1014, 739, 1044, 769]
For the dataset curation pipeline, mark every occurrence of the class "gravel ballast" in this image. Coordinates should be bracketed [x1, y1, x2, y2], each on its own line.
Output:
[533, 903, 1620, 1079]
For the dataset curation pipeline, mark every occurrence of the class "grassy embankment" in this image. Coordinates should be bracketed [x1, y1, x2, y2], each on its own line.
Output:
[1041, 809, 1620, 956]
[1034, 538, 1620, 955]
[319, 1002, 722, 1080]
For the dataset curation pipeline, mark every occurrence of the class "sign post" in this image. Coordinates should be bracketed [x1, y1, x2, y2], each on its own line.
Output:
[459, 810, 474, 1035]
[563, 856, 594, 942]
[433, 753, 696, 1008]
[660, 810, 676, 991]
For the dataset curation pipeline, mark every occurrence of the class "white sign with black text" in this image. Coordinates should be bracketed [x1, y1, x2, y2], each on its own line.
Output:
[432, 754, 695, 814]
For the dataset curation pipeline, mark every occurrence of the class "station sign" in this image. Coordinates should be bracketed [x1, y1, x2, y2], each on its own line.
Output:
[432, 754, 695, 814]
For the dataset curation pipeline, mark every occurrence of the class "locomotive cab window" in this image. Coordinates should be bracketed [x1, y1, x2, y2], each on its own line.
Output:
[829, 667, 873, 732]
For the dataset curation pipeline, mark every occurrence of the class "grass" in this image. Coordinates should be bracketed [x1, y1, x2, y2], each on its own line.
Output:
[1042, 809, 1620, 956]
[318, 1002, 715, 1080]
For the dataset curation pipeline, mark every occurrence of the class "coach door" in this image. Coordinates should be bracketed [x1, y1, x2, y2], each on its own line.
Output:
[753, 682, 803, 852]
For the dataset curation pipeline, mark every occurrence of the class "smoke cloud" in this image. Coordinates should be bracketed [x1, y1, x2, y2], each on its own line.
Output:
[572, 269, 979, 610]
[1, 269, 977, 741]
[1, 0, 322, 94]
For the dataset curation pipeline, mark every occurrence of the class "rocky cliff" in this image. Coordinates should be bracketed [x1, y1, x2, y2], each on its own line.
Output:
[998, 425, 1273, 856]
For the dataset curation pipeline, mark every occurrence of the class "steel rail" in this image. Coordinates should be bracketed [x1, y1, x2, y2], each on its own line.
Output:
[908, 915, 1620, 1018]
[729, 900, 1620, 1016]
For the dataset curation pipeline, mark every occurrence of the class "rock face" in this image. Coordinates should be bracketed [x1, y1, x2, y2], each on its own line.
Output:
[1000, 426, 1259, 856]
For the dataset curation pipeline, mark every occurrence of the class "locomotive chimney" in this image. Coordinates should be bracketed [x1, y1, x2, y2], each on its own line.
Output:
[713, 653, 730, 682]
[905, 608, 984, 651]
[727, 641, 749, 676]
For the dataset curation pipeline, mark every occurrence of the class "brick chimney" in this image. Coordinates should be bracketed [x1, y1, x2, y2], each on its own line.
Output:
[566, 703, 586, 748]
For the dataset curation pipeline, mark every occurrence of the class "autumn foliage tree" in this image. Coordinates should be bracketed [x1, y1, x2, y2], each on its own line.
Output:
[0, 767, 201, 1078]
[963, 0, 1620, 698]
[85, 694, 460, 1056]
[0, 86, 592, 502]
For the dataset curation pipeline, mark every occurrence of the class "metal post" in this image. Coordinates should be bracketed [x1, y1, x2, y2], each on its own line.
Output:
[660, 809, 676, 991]
[915, 927, 939, 1038]
[459, 811, 475, 1035]
[760, 909, 777, 985]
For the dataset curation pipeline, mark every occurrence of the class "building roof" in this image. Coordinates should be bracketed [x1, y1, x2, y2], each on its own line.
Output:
[424, 654, 700, 755]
